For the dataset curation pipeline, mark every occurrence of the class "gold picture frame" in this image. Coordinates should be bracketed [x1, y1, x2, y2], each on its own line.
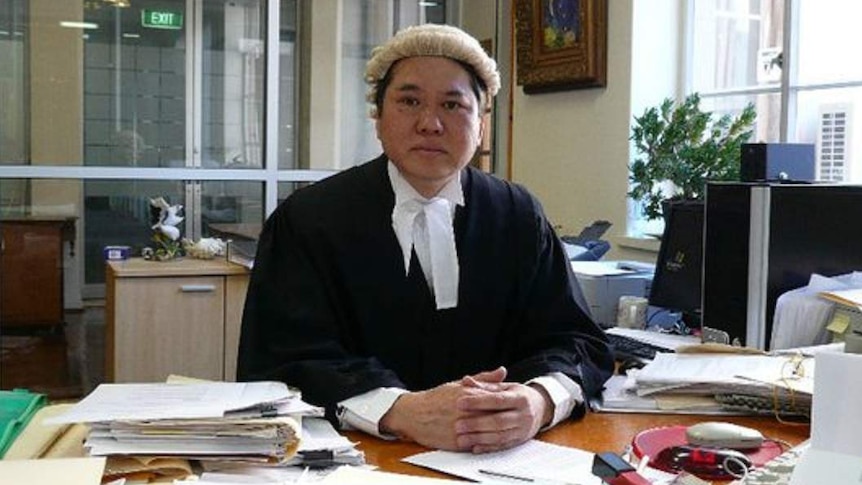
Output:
[515, 0, 608, 93]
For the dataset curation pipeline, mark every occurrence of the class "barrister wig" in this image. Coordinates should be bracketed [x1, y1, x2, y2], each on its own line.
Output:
[364, 23, 501, 117]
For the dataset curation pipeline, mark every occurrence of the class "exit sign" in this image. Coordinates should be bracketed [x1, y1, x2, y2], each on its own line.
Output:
[141, 9, 183, 30]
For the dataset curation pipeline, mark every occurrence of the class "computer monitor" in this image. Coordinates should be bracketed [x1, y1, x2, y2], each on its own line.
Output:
[648, 201, 705, 328]
[703, 182, 862, 349]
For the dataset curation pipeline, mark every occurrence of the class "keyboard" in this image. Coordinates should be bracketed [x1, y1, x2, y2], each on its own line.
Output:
[731, 441, 809, 484]
[606, 332, 671, 361]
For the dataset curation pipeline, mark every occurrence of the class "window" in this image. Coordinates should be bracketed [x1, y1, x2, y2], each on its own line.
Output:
[630, 0, 862, 239]
[0, 0, 455, 397]
[689, 0, 862, 181]
[1, 0, 451, 291]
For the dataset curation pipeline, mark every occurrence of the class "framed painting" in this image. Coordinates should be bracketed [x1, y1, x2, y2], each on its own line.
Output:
[515, 0, 608, 93]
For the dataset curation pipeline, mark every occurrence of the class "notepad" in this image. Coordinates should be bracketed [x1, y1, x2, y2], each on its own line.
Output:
[404, 439, 601, 484]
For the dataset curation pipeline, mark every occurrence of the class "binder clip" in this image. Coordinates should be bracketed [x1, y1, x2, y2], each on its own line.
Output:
[297, 449, 336, 468]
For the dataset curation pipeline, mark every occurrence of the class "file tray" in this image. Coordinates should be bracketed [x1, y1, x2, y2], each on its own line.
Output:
[0, 389, 47, 458]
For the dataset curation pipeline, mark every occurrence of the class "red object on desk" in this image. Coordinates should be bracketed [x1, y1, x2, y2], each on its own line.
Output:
[631, 425, 783, 479]
[606, 471, 652, 485]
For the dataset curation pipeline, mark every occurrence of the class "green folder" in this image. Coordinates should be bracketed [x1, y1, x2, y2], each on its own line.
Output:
[0, 389, 47, 458]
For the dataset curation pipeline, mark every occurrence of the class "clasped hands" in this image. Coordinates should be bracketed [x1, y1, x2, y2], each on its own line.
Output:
[379, 366, 553, 453]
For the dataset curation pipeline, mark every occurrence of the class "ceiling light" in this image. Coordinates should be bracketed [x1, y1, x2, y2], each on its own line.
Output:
[60, 21, 99, 30]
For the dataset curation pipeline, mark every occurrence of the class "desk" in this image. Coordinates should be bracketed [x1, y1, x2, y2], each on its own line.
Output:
[344, 413, 809, 483]
[9, 407, 808, 483]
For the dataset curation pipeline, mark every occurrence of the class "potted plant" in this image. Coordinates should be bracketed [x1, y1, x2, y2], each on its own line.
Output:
[628, 93, 757, 221]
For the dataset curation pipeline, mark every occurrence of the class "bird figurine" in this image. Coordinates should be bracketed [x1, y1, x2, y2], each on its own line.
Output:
[148, 196, 184, 260]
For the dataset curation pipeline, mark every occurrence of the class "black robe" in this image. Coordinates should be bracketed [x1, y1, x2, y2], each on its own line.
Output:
[237, 155, 613, 422]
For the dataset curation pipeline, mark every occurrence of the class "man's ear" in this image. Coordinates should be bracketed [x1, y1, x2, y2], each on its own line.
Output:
[477, 112, 487, 148]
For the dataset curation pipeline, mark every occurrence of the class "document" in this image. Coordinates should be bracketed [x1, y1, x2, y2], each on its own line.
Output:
[320, 466, 469, 484]
[47, 381, 303, 424]
[592, 374, 741, 415]
[629, 352, 815, 417]
[4, 403, 76, 459]
[0, 457, 106, 485]
[288, 417, 364, 466]
[819, 287, 862, 309]
[790, 351, 862, 485]
[634, 353, 813, 398]
[45, 381, 311, 465]
[404, 439, 602, 484]
[570, 261, 633, 277]
[190, 466, 466, 485]
[102, 456, 193, 483]
[194, 466, 334, 483]
[84, 416, 300, 457]
[808, 351, 862, 456]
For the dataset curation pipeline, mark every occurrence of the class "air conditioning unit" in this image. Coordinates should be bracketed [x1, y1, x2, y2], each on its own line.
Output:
[816, 103, 853, 182]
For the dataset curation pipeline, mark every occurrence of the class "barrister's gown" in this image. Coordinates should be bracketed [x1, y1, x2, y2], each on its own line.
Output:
[237, 155, 613, 423]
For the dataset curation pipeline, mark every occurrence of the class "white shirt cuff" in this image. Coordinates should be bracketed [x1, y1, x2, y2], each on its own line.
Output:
[527, 372, 585, 428]
[336, 387, 408, 439]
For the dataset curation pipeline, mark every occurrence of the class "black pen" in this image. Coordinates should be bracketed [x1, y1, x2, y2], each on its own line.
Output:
[478, 469, 534, 482]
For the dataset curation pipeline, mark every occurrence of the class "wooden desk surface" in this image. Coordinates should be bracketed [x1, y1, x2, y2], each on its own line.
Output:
[345, 412, 809, 482]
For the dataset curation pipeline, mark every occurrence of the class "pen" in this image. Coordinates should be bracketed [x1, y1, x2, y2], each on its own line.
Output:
[478, 469, 534, 482]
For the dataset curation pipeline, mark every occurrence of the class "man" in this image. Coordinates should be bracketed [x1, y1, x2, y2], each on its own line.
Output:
[237, 24, 613, 454]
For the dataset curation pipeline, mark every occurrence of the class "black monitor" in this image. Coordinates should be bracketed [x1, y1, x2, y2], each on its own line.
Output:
[648, 201, 705, 327]
[702, 182, 862, 349]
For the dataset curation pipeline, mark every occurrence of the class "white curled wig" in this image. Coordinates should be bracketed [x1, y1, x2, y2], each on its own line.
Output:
[364, 23, 501, 117]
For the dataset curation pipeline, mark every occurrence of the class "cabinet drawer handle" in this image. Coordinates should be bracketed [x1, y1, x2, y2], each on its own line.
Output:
[180, 284, 217, 293]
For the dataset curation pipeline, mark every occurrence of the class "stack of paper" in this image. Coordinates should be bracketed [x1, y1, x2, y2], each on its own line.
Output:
[47, 381, 318, 466]
[199, 416, 364, 479]
[592, 374, 738, 415]
[631, 353, 813, 416]
[287, 416, 364, 467]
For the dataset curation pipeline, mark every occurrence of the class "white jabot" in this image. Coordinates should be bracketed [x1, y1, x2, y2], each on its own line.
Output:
[388, 161, 463, 310]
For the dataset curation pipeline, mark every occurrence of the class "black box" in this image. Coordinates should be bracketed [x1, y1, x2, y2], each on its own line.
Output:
[740, 143, 815, 182]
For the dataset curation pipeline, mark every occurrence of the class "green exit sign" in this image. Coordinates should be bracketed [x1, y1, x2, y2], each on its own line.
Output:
[141, 9, 183, 30]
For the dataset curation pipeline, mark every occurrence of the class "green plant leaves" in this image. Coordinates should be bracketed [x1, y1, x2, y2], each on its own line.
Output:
[628, 93, 756, 220]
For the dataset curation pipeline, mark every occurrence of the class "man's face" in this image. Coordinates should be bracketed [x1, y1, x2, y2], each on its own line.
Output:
[375, 56, 484, 198]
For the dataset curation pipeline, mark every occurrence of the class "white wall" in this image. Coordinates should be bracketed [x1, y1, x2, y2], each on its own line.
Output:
[508, 0, 682, 261]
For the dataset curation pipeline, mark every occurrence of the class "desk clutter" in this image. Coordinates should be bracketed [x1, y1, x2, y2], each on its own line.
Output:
[595, 330, 817, 418]
[7, 379, 362, 483]
[13, 349, 862, 484]
[632, 424, 781, 481]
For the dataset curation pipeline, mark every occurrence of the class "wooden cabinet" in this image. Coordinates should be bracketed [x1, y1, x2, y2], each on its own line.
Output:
[1, 218, 74, 327]
[106, 258, 250, 383]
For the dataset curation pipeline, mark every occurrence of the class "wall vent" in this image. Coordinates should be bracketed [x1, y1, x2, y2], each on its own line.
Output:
[817, 103, 852, 182]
